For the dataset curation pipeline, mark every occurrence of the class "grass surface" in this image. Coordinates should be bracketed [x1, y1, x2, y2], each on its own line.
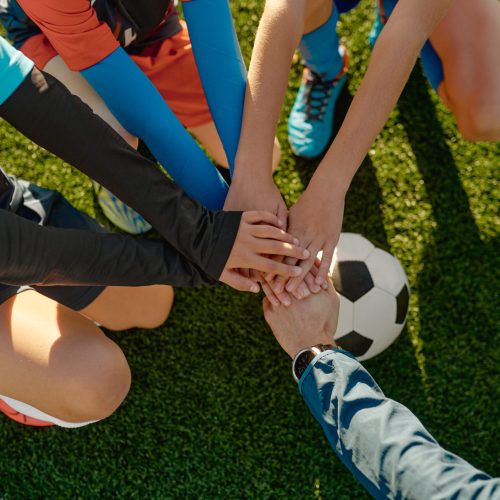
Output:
[0, 1, 499, 498]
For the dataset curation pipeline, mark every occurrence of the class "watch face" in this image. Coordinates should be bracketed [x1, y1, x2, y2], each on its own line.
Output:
[294, 350, 316, 381]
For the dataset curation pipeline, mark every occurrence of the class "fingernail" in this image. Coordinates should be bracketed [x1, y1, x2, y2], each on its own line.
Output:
[293, 238, 299, 245]
[283, 297, 291, 306]
[303, 249, 310, 258]
[278, 219, 284, 227]
[315, 277, 323, 285]
[286, 282, 294, 292]
[293, 267, 302, 276]
[271, 298, 279, 306]
[250, 284, 260, 293]
[312, 285, 320, 293]
[275, 283, 284, 293]
[322, 282, 328, 290]
[302, 288, 310, 298]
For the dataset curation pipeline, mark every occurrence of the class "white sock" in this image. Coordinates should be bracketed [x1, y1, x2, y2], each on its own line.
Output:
[0, 395, 97, 428]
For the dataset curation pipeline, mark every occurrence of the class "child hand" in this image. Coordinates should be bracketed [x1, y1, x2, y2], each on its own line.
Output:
[220, 211, 309, 292]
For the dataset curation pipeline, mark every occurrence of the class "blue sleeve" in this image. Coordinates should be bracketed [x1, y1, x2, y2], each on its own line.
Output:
[0, 36, 34, 105]
[300, 351, 499, 499]
[80, 47, 228, 210]
[183, 0, 246, 174]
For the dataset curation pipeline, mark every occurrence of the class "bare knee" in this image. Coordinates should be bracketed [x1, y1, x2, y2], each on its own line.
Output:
[82, 285, 174, 331]
[105, 285, 174, 331]
[134, 285, 174, 329]
[62, 340, 131, 423]
[305, 0, 332, 33]
[456, 100, 500, 141]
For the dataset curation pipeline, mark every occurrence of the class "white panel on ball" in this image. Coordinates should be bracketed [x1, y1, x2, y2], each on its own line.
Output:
[358, 324, 403, 361]
[365, 248, 406, 296]
[353, 288, 398, 359]
[393, 255, 410, 289]
[335, 233, 375, 262]
[334, 293, 355, 338]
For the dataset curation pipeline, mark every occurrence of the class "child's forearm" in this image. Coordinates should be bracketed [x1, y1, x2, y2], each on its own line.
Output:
[313, 0, 453, 194]
[81, 47, 229, 210]
[0, 68, 241, 281]
[0, 209, 215, 288]
[234, 0, 306, 180]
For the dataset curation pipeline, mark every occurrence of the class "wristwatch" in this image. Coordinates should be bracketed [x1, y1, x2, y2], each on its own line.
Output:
[292, 344, 336, 383]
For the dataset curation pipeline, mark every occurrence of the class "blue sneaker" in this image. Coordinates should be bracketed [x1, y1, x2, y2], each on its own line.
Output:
[93, 181, 152, 235]
[288, 51, 347, 159]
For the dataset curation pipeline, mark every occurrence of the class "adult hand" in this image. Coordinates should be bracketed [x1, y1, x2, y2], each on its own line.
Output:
[270, 178, 346, 296]
[263, 278, 339, 358]
[220, 211, 309, 292]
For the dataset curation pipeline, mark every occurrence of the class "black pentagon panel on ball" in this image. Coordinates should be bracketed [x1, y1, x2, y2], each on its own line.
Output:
[396, 284, 410, 324]
[332, 261, 374, 302]
[336, 331, 373, 357]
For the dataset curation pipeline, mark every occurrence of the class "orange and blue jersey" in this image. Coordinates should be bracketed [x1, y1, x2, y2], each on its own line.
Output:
[0, 0, 181, 71]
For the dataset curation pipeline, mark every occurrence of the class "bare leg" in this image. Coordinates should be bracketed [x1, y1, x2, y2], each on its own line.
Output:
[304, 0, 332, 34]
[80, 285, 174, 331]
[430, 0, 500, 141]
[0, 291, 131, 423]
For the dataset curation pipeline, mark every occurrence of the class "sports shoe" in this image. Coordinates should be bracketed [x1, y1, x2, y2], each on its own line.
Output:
[288, 48, 348, 159]
[0, 398, 54, 427]
[93, 181, 152, 235]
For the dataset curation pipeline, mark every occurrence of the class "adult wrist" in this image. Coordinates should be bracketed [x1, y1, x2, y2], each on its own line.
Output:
[292, 343, 338, 383]
[288, 326, 337, 359]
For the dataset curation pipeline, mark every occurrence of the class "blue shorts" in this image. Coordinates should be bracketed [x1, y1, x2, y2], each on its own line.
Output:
[334, 0, 361, 14]
[0, 177, 106, 310]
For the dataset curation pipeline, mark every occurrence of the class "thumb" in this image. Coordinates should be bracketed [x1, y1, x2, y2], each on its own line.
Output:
[278, 204, 289, 231]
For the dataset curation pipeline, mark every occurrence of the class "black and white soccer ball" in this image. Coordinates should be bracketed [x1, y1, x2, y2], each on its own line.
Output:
[330, 233, 410, 361]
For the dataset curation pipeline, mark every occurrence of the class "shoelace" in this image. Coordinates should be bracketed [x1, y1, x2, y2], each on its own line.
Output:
[302, 71, 340, 122]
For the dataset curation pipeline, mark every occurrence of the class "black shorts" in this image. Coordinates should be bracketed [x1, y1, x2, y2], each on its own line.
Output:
[0, 177, 106, 310]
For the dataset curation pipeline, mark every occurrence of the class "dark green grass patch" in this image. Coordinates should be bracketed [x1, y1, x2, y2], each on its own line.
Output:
[0, 1, 499, 497]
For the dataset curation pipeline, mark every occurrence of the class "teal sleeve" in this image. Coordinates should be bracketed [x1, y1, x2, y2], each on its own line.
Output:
[182, 0, 247, 174]
[300, 351, 498, 499]
[0, 36, 34, 105]
[81, 47, 228, 210]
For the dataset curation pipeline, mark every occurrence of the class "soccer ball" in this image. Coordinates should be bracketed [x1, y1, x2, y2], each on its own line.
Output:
[330, 233, 410, 361]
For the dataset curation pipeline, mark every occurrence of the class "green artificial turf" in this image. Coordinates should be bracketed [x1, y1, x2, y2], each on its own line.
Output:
[0, 1, 499, 498]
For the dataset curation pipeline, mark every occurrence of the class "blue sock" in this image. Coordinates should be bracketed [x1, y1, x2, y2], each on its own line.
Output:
[420, 40, 444, 91]
[299, 6, 344, 80]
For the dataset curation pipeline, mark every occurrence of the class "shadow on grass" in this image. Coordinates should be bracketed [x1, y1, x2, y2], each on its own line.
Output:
[397, 67, 500, 470]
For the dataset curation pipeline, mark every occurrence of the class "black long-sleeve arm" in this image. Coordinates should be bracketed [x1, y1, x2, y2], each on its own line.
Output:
[0, 209, 214, 287]
[0, 68, 242, 281]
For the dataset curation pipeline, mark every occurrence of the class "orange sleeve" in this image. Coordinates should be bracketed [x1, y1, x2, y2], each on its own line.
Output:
[17, 0, 120, 71]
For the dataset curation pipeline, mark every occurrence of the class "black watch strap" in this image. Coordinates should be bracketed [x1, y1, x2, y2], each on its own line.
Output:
[292, 344, 336, 383]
